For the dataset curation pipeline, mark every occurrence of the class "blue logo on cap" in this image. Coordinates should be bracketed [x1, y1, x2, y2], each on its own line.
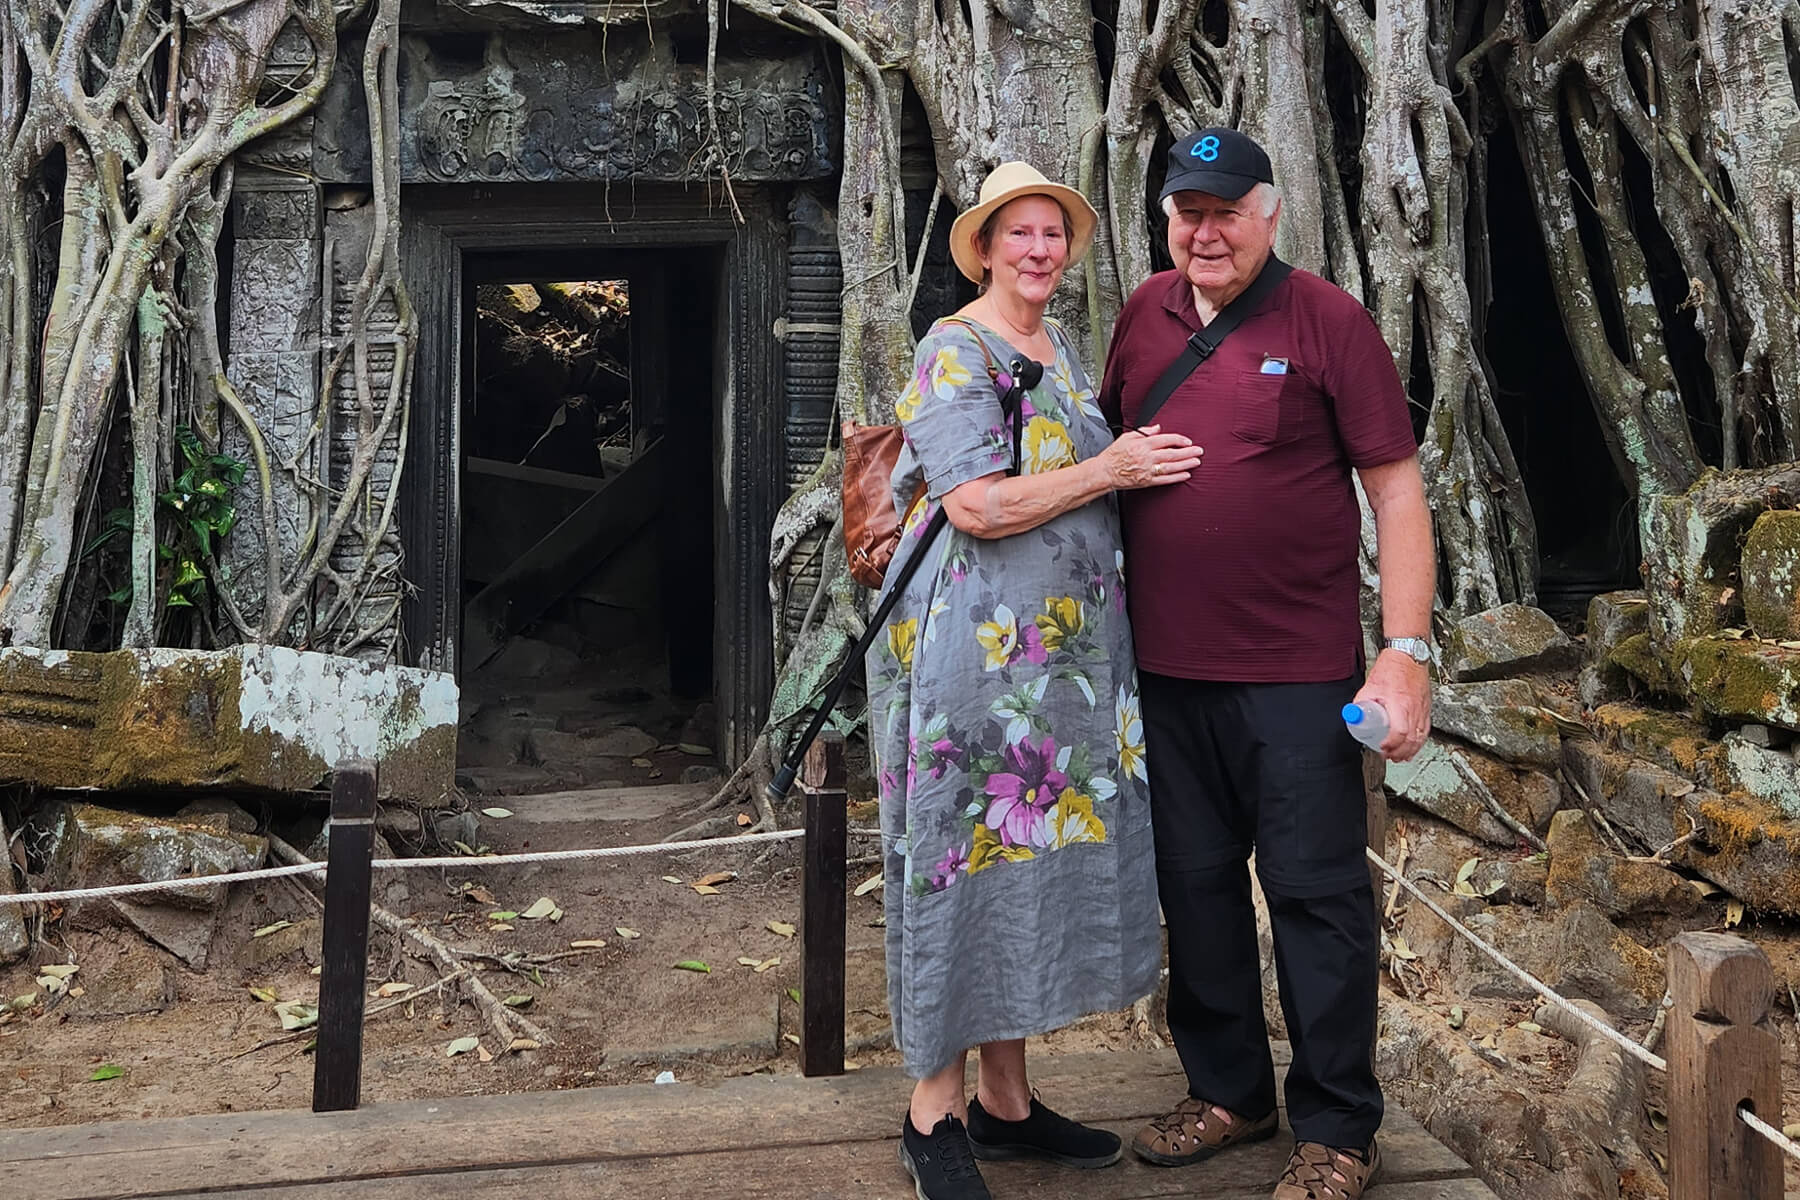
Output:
[1191, 135, 1221, 162]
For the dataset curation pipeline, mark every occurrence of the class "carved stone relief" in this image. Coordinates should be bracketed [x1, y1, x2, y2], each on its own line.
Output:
[395, 31, 835, 184]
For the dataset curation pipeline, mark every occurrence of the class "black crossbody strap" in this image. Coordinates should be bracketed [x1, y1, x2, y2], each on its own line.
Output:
[939, 316, 1025, 477]
[1135, 255, 1293, 428]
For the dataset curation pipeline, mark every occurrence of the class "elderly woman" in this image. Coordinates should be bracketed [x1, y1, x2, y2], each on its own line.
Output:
[867, 163, 1202, 1200]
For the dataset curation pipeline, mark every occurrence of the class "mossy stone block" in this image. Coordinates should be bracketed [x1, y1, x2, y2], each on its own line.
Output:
[1742, 510, 1800, 640]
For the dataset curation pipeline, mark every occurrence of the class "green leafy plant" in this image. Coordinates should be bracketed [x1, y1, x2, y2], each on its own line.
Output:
[85, 426, 247, 611]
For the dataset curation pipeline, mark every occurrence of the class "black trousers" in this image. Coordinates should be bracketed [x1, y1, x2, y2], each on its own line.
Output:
[1140, 670, 1383, 1150]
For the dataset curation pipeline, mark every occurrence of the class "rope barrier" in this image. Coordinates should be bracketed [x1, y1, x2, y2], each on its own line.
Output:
[0, 828, 805, 907]
[1738, 1106, 1800, 1165]
[1364, 846, 1669, 1072]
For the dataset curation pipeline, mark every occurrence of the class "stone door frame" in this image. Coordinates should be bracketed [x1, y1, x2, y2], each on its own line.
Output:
[399, 182, 786, 765]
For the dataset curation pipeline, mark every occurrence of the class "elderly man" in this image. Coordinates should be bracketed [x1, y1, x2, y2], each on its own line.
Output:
[1099, 128, 1434, 1200]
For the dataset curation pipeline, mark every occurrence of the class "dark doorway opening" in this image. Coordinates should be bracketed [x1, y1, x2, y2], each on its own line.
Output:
[1483, 114, 1640, 627]
[455, 247, 721, 794]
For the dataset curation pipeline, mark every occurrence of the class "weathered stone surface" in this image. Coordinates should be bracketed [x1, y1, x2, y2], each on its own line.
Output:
[1608, 631, 1682, 697]
[1544, 902, 1663, 1020]
[1430, 680, 1563, 769]
[394, 31, 835, 185]
[1565, 737, 1694, 853]
[1694, 731, 1800, 819]
[1543, 810, 1700, 919]
[1445, 906, 1555, 1002]
[1585, 590, 1650, 660]
[1667, 634, 1800, 731]
[43, 804, 268, 967]
[1677, 789, 1800, 916]
[1386, 739, 1560, 845]
[0, 814, 26, 964]
[1640, 466, 1800, 647]
[1445, 604, 1578, 682]
[1580, 591, 1648, 707]
[1589, 702, 1712, 777]
[1741, 510, 1800, 640]
[0, 645, 457, 801]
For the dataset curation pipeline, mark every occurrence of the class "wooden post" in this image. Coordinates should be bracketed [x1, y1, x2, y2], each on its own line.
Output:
[312, 760, 377, 1113]
[800, 731, 847, 1077]
[1666, 932, 1783, 1200]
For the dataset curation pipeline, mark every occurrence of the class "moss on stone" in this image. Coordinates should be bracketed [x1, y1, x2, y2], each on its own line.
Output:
[1609, 632, 1679, 694]
[1591, 702, 1711, 774]
[1672, 636, 1799, 729]
[1742, 510, 1800, 640]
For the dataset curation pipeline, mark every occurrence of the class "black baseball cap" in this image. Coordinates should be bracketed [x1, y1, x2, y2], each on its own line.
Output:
[1159, 128, 1274, 202]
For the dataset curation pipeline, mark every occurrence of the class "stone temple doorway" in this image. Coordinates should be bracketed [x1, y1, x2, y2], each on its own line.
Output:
[454, 248, 720, 792]
[399, 185, 787, 773]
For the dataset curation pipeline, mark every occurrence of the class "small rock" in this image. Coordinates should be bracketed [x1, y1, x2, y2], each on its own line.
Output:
[1445, 604, 1579, 682]
[1676, 789, 1800, 917]
[680, 764, 723, 786]
[431, 810, 480, 849]
[1431, 680, 1563, 770]
[1737, 723, 1779, 748]
[1708, 733, 1800, 820]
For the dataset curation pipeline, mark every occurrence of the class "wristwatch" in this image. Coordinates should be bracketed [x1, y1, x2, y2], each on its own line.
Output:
[1385, 636, 1431, 664]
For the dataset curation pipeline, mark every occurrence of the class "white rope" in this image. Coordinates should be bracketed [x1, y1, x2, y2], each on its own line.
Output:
[1738, 1105, 1800, 1164]
[1365, 847, 1668, 1072]
[0, 829, 805, 907]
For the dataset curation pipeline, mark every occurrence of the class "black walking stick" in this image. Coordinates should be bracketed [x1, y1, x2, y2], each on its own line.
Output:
[767, 354, 1044, 805]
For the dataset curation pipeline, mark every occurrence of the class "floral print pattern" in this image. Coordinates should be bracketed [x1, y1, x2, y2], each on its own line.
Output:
[868, 317, 1160, 1077]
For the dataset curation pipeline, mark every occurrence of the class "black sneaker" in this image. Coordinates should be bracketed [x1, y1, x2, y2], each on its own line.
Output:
[899, 1113, 993, 1200]
[966, 1095, 1124, 1168]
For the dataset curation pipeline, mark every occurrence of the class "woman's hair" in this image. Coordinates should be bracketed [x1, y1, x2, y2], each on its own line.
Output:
[973, 196, 1075, 290]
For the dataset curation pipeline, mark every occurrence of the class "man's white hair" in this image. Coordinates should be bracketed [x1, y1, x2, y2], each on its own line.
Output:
[1162, 181, 1280, 218]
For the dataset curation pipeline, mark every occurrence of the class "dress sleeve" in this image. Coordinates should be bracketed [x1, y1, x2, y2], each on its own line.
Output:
[898, 322, 1010, 500]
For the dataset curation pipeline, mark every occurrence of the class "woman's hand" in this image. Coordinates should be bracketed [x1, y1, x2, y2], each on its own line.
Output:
[1098, 425, 1203, 490]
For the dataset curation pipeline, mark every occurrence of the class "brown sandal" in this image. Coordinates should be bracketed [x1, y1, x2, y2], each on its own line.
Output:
[1273, 1139, 1382, 1200]
[1131, 1097, 1279, 1167]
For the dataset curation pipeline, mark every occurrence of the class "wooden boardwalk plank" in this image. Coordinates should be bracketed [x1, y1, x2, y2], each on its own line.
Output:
[0, 1050, 1495, 1200]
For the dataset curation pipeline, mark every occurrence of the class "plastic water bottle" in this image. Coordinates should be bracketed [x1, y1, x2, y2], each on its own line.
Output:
[1342, 701, 1390, 750]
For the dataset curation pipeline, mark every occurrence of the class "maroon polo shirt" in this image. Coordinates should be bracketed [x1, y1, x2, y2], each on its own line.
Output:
[1099, 266, 1416, 682]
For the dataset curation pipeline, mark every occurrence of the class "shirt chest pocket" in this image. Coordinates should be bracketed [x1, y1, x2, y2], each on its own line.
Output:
[1230, 367, 1298, 446]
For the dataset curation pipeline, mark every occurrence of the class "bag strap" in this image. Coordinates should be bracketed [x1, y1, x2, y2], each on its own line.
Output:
[938, 316, 1026, 477]
[1134, 255, 1293, 428]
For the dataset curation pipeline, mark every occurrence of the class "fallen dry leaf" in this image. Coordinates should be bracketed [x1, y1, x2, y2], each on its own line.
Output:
[696, 871, 737, 888]
[1726, 899, 1746, 928]
[692, 884, 721, 896]
[446, 1036, 479, 1057]
[754, 957, 781, 974]
[465, 885, 498, 905]
[520, 897, 562, 921]
[39, 964, 78, 980]
[489, 923, 515, 932]
[853, 873, 883, 897]
[252, 920, 292, 938]
[616, 926, 641, 940]
[570, 939, 607, 950]
[736, 812, 753, 827]
[481, 807, 514, 819]
[508, 1038, 541, 1052]
[783, 1033, 800, 1046]
[248, 986, 279, 1004]
[767, 920, 796, 938]
[736, 957, 761, 968]
[661, 875, 683, 885]
[477, 1045, 494, 1063]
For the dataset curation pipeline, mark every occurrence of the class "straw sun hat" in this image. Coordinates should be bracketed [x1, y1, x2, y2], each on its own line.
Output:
[949, 162, 1099, 284]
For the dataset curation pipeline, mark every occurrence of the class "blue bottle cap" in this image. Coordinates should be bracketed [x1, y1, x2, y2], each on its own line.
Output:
[1342, 703, 1364, 725]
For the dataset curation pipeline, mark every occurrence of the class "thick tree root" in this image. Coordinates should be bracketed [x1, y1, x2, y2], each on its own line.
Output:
[268, 835, 554, 1048]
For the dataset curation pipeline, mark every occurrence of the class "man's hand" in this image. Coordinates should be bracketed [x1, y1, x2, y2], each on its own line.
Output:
[1353, 649, 1431, 762]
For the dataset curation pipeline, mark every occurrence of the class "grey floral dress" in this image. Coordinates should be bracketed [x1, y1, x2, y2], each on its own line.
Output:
[866, 316, 1160, 1078]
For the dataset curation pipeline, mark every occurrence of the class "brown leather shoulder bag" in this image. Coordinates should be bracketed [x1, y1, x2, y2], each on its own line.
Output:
[841, 319, 1001, 588]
